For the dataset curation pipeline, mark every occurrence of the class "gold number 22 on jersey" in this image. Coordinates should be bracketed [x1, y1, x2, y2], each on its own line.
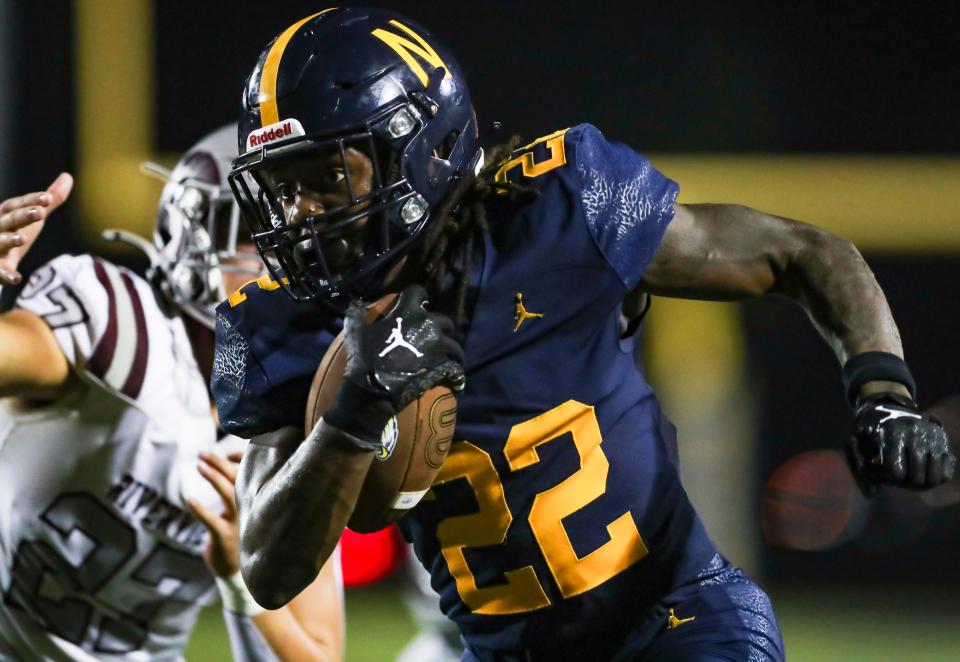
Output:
[493, 128, 569, 191]
[227, 274, 285, 307]
[433, 400, 649, 615]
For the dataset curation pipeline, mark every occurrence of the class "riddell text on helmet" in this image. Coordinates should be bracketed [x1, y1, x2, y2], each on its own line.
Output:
[246, 118, 305, 151]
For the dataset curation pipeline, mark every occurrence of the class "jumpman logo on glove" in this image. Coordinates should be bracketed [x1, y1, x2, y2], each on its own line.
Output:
[875, 404, 922, 425]
[379, 317, 424, 358]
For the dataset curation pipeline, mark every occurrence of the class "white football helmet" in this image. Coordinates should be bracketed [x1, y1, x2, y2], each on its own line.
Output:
[106, 124, 263, 328]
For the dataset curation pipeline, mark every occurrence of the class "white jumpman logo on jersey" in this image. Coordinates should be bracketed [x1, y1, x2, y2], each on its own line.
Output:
[379, 317, 424, 358]
[876, 405, 922, 425]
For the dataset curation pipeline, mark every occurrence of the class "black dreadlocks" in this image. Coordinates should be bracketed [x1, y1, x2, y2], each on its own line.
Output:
[407, 137, 539, 326]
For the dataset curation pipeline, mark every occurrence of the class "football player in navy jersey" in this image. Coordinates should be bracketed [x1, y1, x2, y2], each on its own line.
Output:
[219, 7, 955, 661]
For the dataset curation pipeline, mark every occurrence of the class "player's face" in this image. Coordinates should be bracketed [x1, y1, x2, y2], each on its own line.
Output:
[260, 147, 376, 273]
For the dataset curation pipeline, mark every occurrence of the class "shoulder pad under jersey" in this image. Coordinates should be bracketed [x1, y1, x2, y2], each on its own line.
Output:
[212, 276, 341, 437]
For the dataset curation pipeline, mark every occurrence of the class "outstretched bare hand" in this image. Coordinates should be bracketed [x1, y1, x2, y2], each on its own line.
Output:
[186, 451, 245, 578]
[0, 173, 73, 285]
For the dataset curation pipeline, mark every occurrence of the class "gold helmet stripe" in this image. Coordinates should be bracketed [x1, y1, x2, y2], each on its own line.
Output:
[258, 9, 336, 127]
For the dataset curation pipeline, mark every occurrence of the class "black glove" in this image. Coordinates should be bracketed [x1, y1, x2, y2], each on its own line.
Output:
[845, 392, 956, 497]
[323, 285, 465, 449]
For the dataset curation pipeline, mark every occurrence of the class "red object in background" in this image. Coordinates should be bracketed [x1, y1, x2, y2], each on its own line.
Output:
[761, 449, 861, 551]
[339, 524, 408, 587]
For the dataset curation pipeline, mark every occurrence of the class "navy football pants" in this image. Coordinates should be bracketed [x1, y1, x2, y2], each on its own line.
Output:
[463, 555, 785, 662]
[614, 554, 785, 662]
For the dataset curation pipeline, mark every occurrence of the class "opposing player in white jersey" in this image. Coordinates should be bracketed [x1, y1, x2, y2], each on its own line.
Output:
[0, 126, 343, 661]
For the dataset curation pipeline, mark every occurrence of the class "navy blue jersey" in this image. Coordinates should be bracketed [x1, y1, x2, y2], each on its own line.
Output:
[398, 124, 718, 657]
[210, 124, 721, 656]
[211, 275, 340, 437]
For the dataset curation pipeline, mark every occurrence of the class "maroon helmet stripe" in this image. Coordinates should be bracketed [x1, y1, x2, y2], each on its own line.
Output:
[88, 259, 118, 379]
[119, 272, 149, 400]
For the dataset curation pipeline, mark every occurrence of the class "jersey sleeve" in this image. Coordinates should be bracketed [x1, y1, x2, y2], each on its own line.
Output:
[15, 254, 153, 399]
[572, 124, 679, 290]
[211, 279, 340, 437]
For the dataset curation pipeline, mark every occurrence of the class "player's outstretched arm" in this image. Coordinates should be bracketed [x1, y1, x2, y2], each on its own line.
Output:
[640, 203, 899, 365]
[235, 285, 465, 609]
[0, 174, 76, 399]
[188, 451, 344, 661]
[638, 203, 954, 491]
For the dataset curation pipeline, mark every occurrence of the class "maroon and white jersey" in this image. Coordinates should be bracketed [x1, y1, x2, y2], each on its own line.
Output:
[0, 255, 224, 661]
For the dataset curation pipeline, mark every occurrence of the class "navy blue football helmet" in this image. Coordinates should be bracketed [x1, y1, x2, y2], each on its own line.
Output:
[228, 7, 481, 306]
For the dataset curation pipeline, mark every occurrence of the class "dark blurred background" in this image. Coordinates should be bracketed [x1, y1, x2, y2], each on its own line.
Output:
[2, 1, 958, 659]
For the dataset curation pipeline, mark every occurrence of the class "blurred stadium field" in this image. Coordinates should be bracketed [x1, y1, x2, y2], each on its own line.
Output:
[185, 579, 958, 661]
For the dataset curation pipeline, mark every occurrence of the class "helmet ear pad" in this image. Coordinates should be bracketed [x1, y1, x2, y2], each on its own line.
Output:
[397, 68, 477, 213]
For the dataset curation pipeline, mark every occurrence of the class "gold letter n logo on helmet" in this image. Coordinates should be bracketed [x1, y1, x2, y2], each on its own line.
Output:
[371, 20, 451, 88]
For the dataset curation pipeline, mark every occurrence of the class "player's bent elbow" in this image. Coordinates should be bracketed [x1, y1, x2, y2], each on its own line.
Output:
[775, 223, 867, 292]
[250, 585, 293, 612]
[241, 564, 299, 611]
[240, 548, 314, 610]
[803, 228, 867, 275]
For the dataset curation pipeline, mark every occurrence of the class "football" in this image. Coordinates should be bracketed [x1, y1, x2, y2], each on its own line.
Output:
[304, 294, 458, 533]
